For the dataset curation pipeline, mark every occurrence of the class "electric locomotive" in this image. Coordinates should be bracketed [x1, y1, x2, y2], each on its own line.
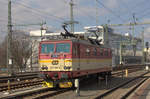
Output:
[39, 25, 112, 88]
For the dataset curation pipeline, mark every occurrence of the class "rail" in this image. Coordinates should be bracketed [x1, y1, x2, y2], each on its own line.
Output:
[94, 71, 149, 99]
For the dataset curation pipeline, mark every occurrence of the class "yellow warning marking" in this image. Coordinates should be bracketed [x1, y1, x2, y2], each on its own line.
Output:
[59, 82, 73, 88]
[42, 81, 53, 88]
[65, 60, 72, 62]
[39, 60, 52, 63]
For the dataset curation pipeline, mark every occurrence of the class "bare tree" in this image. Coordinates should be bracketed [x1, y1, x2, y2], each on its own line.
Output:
[0, 37, 7, 68]
[0, 30, 32, 73]
[11, 30, 32, 72]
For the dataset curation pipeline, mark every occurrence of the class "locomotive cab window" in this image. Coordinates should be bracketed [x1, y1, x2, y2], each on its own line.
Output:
[56, 43, 70, 53]
[41, 44, 54, 53]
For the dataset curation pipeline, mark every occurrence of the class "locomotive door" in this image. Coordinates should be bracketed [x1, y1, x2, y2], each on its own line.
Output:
[77, 43, 80, 70]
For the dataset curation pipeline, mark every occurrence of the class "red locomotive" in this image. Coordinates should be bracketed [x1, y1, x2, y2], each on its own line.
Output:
[39, 39, 112, 88]
[39, 24, 112, 88]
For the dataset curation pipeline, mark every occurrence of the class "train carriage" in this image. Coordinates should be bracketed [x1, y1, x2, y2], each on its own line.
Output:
[39, 39, 112, 88]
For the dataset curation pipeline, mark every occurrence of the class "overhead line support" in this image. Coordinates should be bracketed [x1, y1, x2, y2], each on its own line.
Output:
[7, 0, 13, 76]
[70, 0, 74, 33]
[142, 28, 145, 64]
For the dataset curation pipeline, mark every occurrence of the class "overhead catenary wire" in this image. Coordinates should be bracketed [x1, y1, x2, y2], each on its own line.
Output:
[130, 0, 148, 12]
[11, 1, 43, 21]
[1, 0, 149, 34]
[10, 1, 66, 32]
[119, 0, 148, 16]
[74, 4, 97, 24]
[0, 19, 8, 22]
[11, 6, 44, 24]
[138, 11, 150, 19]
[12, 2, 63, 22]
[134, 0, 150, 19]
[0, 0, 8, 5]
[115, 0, 134, 23]
[134, 2, 150, 15]
[121, 0, 149, 22]
[12, 1, 67, 22]
[118, 0, 132, 14]
[96, 0, 126, 23]
[62, 0, 68, 4]
[101, 0, 149, 23]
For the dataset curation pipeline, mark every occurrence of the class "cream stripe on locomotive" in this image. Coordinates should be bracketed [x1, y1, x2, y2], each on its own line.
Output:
[39, 58, 112, 71]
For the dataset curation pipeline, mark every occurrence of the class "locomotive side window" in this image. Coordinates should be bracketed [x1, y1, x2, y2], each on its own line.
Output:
[41, 44, 54, 53]
[93, 48, 97, 56]
[73, 45, 76, 56]
[100, 48, 103, 56]
[56, 43, 70, 53]
[104, 49, 108, 56]
[109, 49, 111, 56]
[85, 48, 90, 56]
[76, 45, 78, 56]
[73, 44, 77, 56]
[110, 50, 112, 56]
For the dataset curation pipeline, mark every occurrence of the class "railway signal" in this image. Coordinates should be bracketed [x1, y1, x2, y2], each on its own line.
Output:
[146, 42, 149, 50]
[145, 42, 149, 65]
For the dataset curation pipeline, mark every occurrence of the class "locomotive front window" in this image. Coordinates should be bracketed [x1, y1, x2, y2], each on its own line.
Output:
[41, 44, 54, 53]
[56, 43, 70, 53]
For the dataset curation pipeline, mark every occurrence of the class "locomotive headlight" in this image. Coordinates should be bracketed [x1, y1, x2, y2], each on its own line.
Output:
[41, 65, 48, 70]
[65, 60, 72, 66]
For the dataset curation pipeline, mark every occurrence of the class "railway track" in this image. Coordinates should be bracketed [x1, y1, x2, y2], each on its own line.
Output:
[0, 65, 146, 99]
[1, 87, 73, 99]
[112, 64, 145, 71]
[94, 71, 150, 99]
[112, 67, 144, 76]
[0, 64, 143, 83]
[120, 77, 148, 99]
[0, 73, 39, 83]
[0, 72, 43, 92]
[0, 79, 43, 92]
[24, 88, 72, 99]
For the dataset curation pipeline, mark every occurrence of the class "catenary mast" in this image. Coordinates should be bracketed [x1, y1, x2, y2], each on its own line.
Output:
[7, 0, 13, 75]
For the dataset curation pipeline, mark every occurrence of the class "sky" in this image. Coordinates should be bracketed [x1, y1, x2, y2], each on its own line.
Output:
[0, 0, 150, 42]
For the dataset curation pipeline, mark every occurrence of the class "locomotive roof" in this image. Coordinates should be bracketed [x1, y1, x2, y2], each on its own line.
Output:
[40, 38, 109, 49]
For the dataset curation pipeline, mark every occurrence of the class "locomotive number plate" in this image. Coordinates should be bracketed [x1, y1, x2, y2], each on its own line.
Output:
[52, 60, 59, 65]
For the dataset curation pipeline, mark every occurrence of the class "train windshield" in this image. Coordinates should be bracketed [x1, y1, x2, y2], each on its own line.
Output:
[41, 44, 54, 53]
[56, 43, 70, 53]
